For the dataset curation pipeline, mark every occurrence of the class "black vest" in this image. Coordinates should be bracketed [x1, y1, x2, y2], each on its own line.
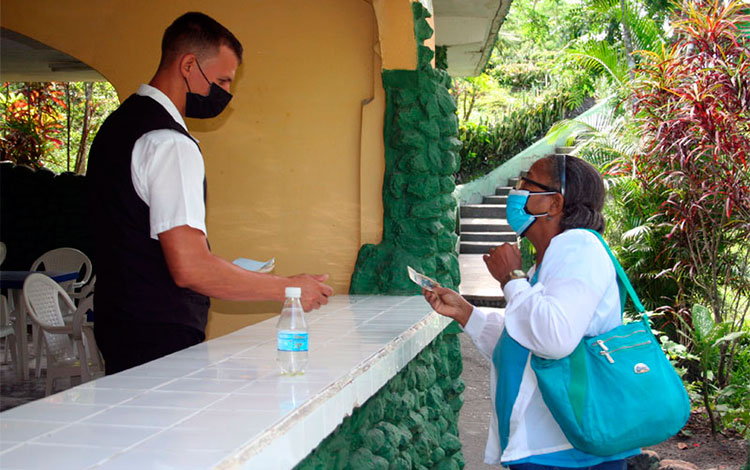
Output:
[87, 94, 210, 332]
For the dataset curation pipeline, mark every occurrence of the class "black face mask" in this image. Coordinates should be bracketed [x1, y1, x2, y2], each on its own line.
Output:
[184, 60, 232, 119]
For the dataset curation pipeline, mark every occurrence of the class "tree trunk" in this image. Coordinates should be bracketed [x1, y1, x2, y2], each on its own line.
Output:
[66, 83, 71, 172]
[702, 373, 717, 435]
[620, 0, 636, 82]
[74, 83, 93, 174]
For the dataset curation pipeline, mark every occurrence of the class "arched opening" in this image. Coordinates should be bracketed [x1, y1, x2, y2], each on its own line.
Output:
[1, 29, 118, 273]
[1, 27, 119, 174]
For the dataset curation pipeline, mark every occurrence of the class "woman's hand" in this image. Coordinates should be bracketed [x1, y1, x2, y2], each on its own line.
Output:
[423, 286, 473, 327]
[483, 243, 522, 286]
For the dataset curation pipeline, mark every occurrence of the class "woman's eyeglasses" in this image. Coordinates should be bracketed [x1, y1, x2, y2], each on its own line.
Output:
[515, 155, 567, 196]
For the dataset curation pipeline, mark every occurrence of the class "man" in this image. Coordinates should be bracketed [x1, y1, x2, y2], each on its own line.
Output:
[87, 12, 333, 375]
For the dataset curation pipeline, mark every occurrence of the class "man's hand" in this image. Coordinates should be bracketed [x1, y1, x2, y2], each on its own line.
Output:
[483, 243, 522, 286]
[288, 274, 333, 312]
[423, 286, 473, 327]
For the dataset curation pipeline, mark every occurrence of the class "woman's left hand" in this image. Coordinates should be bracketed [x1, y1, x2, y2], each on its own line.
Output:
[423, 286, 473, 327]
[483, 243, 522, 285]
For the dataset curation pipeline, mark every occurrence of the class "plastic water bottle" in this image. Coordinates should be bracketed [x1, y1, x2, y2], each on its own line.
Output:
[276, 287, 308, 375]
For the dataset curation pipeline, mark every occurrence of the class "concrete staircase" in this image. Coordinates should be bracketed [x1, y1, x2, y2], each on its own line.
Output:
[459, 184, 516, 255]
[457, 176, 522, 308]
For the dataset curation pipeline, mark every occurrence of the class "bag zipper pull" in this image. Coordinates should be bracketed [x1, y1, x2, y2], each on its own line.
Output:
[596, 339, 615, 364]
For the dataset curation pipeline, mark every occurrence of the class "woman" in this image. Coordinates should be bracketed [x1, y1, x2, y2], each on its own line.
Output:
[425, 155, 639, 469]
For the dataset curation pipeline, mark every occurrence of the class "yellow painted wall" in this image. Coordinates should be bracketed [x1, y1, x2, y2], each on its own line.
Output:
[1, 0, 434, 339]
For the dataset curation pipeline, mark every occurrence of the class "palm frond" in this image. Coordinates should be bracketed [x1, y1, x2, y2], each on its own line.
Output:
[622, 224, 652, 241]
[566, 41, 629, 86]
[586, 0, 621, 15]
[624, 4, 665, 55]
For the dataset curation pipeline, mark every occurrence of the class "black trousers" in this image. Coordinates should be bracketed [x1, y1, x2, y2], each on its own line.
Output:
[95, 320, 205, 375]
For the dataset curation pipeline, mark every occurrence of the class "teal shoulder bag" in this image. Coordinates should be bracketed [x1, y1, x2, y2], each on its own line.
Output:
[530, 229, 691, 456]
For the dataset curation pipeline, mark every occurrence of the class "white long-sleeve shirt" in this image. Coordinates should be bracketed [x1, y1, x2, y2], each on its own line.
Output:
[463, 229, 628, 465]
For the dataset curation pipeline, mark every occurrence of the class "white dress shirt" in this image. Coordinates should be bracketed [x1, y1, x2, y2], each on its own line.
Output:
[131, 84, 207, 240]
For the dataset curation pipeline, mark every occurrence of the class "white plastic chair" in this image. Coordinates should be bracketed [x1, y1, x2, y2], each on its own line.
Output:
[31, 247, 92, 296]
[23, 273, 95, 395]
[0, 241, 15, 368]
[74, 275, 102, 375]
[0, 294, 18, 371]
[30, 248, 93, 377]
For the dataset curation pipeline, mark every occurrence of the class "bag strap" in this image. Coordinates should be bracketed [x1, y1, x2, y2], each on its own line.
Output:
[583, 229, 646, 317]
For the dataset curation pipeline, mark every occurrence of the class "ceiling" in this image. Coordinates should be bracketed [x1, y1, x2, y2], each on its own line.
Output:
[0, 28, 105, 82]
[433, 0, 512, 77]
[0, 1, 511, 82]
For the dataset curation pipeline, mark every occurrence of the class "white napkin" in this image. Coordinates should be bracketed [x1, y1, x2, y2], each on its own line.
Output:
[232, 257, 275, 273]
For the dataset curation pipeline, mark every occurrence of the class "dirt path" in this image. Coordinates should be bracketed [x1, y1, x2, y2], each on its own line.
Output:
[645, 410, 748, 470]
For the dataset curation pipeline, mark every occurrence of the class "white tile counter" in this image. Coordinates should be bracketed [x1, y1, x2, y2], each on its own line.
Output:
[0, 295, 451, 470]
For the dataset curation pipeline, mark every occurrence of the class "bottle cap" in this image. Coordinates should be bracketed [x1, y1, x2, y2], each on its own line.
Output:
[285, 287, 302, 298]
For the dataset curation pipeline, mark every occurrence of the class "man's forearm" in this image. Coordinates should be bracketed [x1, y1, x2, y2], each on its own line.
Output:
[171, 251, 289, 301]
[160, 225, 288, 301]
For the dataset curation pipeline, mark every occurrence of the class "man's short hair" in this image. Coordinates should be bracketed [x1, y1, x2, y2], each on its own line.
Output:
[159, 12, 243, 68]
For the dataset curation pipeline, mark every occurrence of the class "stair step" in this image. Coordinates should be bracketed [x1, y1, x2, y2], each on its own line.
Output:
[506, 171, 528, 188]
[460, 204, 506, 219]
[461, 241, 516, 254]
[461, 231, 516, 242]
[556, 147, 575, 155]
[463, 294, 507, 308]
[458, 254, 506, 307]
[461, 218, 512, 232]
[495, 186, 512, 196]
[482, 195, 507, 204]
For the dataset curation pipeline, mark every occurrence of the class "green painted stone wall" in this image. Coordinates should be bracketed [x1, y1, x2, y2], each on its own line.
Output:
[350, 3, 461, 295]
[318, 6, 467, 469]
[295, 329, 465, 470]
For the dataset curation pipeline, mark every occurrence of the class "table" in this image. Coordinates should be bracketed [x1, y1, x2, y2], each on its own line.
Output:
[0, 270, 79, 380]
[0, 295, 452, 469]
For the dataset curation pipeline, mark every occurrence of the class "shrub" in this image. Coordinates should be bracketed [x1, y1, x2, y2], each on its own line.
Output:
[632, 0, 750, 434]
[491, 62, 550, 90]
[457, 73, 592, 183]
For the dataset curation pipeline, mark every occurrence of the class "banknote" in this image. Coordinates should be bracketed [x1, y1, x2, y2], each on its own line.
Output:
[407, 266, 441, 291]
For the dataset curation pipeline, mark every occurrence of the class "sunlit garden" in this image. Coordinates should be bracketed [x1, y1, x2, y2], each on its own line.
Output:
[453, 0, 750, 454]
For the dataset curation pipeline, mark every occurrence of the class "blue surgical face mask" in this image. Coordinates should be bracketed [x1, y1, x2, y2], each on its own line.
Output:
[506, 189, 557, 236]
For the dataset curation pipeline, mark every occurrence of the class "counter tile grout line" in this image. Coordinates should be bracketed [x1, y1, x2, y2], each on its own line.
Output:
[0, 388, 157, 457]
[86, 387, 236, 469]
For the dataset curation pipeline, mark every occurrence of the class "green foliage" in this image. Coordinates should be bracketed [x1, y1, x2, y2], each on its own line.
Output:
[633, 0, 750, 327]
[452, 0, 614, 182]
[0, 81, 118, 174]
[51, 82, 119, 174]
[491, 63, 550, 90]
[679, 304, 750, 435]
[519, 237, 536, 273]
[556, 0, 750, 437]
[563, 0, 666, 94]
[457, 72, 592, 183]
[566, 41, 630, 87]
[0, 83, 66, 168]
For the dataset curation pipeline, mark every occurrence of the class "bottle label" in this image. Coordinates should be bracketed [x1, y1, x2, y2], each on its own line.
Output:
[277, 331, 308, 352]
